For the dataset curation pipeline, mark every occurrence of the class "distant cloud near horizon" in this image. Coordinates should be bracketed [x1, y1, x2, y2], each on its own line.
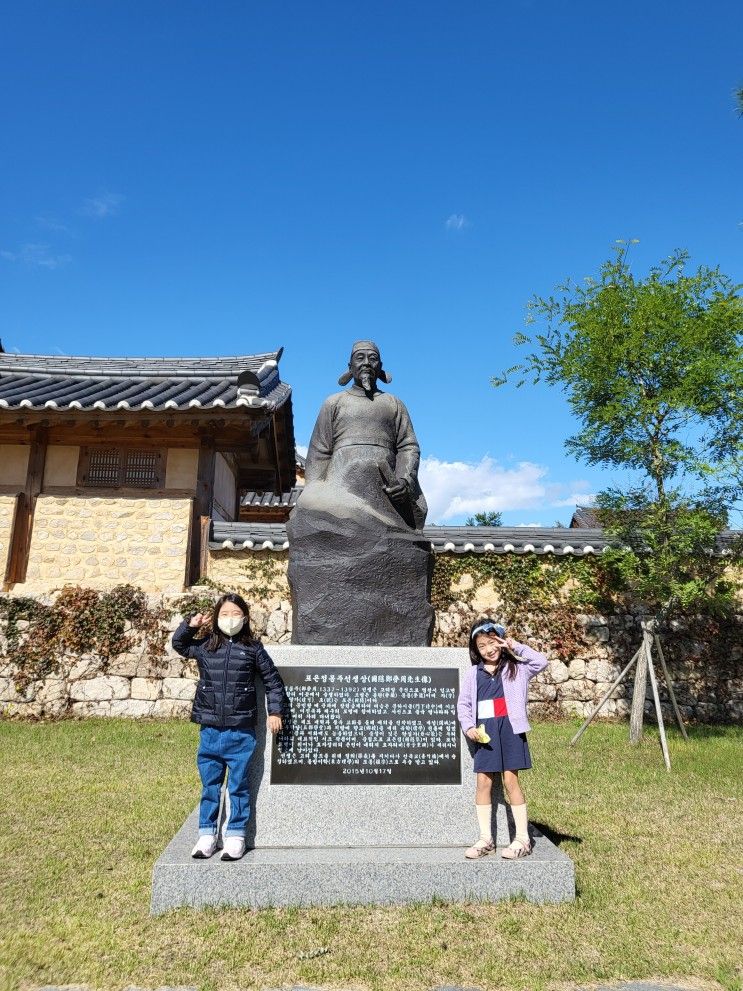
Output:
[553, 493, 596, 508]
[82, 191, 124, 218]
[420, 455, 547, 522]
[445, 213, 469, 231]
[0, 243, 71, 270]
[418, 455, 594, 524]
[292, 446, 592, 523]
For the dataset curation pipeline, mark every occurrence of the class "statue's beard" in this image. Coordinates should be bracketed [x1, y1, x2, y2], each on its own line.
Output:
[360, 370, 374, 391]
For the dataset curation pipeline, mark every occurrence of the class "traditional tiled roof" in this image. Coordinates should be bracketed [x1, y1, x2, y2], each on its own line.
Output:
[213, 521, 291, 551]
[240, 488, 303, 510]
[211, 522, 613, 554]
[211, 520, 740, 555]
[425, 526, 612, 555]
[570, 506, 601, 528]
[0, 350, 290, 412]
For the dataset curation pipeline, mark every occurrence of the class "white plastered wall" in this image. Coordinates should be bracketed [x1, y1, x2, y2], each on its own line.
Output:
[0, 445, 30, 487]
[165, 448, 198, 490]
[43, 446, 79, 487]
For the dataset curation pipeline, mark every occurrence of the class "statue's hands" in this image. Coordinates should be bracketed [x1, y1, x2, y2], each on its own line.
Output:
[382, 477, 409, 506]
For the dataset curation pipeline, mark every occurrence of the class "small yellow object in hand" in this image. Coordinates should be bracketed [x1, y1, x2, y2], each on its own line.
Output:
[475, 723, 491, 744]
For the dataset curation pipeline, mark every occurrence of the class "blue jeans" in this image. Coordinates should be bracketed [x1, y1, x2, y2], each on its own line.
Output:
[197, 726, 257, 838]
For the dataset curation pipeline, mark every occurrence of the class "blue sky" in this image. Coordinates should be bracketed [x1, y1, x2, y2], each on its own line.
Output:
[2, 2, 741, 524]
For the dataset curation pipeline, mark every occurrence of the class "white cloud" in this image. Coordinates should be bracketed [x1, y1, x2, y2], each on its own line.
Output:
[445, 213, 469, 231]
[82, 192, 123, 218]
[1, 243, 71, 269]
[293, 448, 595, 523]
[419, 456, 550, 523]
[552, 493, 596, 508]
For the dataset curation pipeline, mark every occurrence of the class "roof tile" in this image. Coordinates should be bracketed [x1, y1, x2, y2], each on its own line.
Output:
[0, 350, 289, 412]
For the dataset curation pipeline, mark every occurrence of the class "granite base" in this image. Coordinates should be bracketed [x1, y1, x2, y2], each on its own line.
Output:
[151, 809, 574, 912]
[151, 645, 575, 911]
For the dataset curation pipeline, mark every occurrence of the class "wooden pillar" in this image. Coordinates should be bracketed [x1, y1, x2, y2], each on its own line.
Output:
[5, 426, 48, 587]
[270, 414, 284, 495]
[186, 434, 215, 587]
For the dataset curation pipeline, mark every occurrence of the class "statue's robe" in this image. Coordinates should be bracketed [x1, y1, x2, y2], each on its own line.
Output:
[287, 386, 434, 646]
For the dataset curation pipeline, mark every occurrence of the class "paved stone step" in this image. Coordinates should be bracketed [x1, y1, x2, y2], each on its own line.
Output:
[151, 823, 574, 913]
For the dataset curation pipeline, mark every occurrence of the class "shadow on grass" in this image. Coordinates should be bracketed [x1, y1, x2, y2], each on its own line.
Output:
[531, 820, 583, 846]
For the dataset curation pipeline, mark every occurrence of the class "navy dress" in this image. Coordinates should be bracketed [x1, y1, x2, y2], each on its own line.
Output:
[473, 663, 532, 773]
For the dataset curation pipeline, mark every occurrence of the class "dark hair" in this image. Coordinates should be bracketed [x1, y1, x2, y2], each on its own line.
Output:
[204, 593, 257, 652]
[468, 616, 519, 680]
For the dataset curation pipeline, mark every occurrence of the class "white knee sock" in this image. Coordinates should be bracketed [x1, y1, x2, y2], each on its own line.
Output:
[511, 803, 529, 846]
[476, 803, 493, 841]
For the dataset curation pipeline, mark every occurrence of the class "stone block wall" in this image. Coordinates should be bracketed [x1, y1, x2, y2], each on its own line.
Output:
[21, 495, 192, 595]
[0, 613, 198, 720]
[207, 550, 292, 642]
[0, 495, 19, 579]
[2, 546, 741, 722]
[1, 600, 741, 723]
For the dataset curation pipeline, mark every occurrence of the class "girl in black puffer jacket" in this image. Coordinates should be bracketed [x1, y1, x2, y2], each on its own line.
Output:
[172, 592, 286, 862]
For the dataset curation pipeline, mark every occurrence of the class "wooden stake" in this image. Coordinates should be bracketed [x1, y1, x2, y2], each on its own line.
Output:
[647, 643, 671, 771]
[570, 647, 641, 745]
[629, 631, 650, 744]
[654, 634, 688, 741]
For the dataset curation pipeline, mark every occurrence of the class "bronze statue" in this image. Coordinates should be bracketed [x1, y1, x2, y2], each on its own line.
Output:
[288, 341, 434, 646]
[302, 340, 427, 531]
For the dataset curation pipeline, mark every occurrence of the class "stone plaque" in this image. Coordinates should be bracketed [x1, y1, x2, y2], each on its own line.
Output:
[271, 665, 461, 785]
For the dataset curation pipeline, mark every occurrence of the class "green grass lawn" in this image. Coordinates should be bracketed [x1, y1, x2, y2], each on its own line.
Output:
[0, 718, 741, 991]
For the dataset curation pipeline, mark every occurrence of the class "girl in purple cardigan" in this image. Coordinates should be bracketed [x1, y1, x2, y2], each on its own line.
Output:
[457, 617, 548, 860]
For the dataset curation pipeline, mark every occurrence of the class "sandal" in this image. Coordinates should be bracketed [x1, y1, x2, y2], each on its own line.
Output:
[501, 839, 532, 859]
[465, 838, 495, 859]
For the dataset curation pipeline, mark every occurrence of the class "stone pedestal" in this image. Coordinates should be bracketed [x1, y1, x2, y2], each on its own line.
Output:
[288, 512, 435, 646]
[151, 646, 575, 912]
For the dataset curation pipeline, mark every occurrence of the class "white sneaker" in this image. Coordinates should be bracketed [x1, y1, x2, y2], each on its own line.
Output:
[191, 835, 218, 859]
[220, 836, 246, 861]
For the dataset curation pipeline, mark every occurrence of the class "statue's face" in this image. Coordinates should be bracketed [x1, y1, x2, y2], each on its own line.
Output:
[349, 346, 381, 391]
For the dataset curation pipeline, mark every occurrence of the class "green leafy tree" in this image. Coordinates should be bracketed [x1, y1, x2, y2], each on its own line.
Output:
[465, 511, 503, 526]
[736, 84, 743, 116]
[494, 244, 743, 620]
[495, 244, 743, 754]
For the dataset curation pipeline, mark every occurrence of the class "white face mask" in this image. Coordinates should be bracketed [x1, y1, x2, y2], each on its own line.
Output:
[217, 615, 245, 637]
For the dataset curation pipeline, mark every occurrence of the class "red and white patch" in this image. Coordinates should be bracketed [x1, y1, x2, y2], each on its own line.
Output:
[477, 698, 507, 719]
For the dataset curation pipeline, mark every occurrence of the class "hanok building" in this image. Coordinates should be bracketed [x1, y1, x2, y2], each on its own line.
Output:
[4, 346, 736, 605]
[0, 348, 295, 594]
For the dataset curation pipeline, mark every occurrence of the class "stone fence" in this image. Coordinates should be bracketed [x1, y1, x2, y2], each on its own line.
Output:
[2, 604, 741, 723]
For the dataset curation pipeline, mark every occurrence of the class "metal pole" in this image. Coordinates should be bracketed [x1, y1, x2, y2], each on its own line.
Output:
[654, 633, 688, 741]
[570, 647, 642, 745]
[647, 642, 671, 771]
